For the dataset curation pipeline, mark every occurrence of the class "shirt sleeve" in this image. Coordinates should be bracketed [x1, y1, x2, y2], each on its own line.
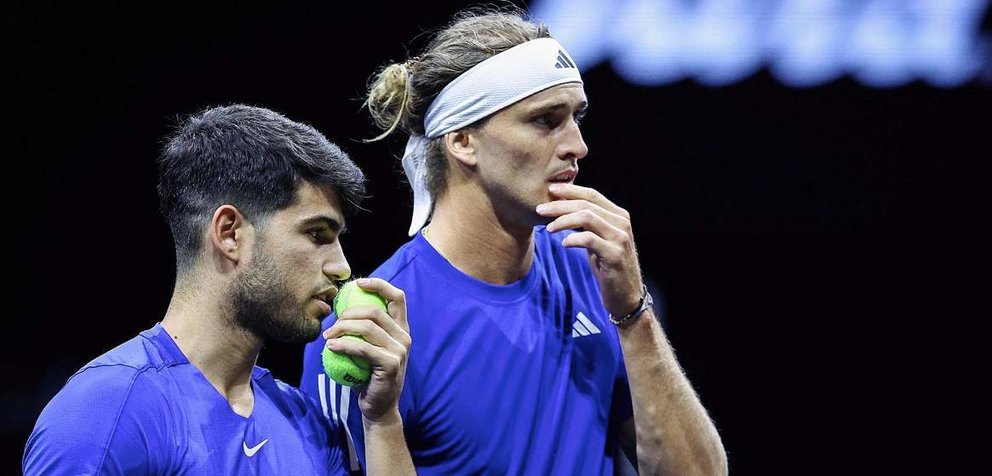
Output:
[23, 365, 168, 475]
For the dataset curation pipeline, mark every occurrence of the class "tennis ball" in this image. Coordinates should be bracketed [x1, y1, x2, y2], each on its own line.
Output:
[321, 338, 371, 387]
[321, 280, 387, 387]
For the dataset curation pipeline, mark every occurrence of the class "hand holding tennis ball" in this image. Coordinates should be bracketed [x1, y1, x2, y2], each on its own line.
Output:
[322, 277, 410, 422]
[322, 280, 388, 387]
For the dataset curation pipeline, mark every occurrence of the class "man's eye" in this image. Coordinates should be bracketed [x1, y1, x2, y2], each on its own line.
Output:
[308, 229, 333, 243]
[533, 114, 551, 126]
[574, 110, 586, 125]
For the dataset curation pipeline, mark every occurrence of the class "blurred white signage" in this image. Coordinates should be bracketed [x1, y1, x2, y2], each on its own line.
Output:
[530, 0, 990, 87]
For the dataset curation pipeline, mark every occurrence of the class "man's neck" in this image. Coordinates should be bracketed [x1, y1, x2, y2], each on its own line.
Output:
[161, 286, 260, 417]
[425, 195, 536, 285]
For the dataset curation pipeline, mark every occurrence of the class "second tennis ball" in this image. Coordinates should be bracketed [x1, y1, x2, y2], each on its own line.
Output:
[321, 280, 387, 387]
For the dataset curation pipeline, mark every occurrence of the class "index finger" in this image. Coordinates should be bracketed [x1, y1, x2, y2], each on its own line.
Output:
[354, 277, 408, 330]
[548, 183, 625, 217]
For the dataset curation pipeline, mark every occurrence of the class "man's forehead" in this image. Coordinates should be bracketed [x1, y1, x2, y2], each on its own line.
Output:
[519, 83, 587, 109]
[288, 182, 346, 227]
[296, 181, 342, 204]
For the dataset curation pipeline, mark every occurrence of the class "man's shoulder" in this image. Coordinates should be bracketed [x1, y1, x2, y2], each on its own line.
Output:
[24, 333, 179, 475]
[49, 327, 186, 416]
[369, 235, 423, 282]
[74, 327, 179, 378]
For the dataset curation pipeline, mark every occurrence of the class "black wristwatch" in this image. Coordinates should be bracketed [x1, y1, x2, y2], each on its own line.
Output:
[608, 284, 654, 327]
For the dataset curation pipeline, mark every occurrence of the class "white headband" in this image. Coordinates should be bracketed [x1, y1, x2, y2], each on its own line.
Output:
[402, 37, 583, 236]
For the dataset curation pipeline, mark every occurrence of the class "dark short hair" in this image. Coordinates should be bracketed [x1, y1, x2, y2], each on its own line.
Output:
[157, 104, 366, 272]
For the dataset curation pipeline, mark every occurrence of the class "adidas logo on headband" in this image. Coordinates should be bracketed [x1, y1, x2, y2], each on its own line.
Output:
[555, 49, 576, 69]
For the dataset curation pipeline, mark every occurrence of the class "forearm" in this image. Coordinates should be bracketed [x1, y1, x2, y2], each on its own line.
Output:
[361, 410, 415, 476]
[618, 309, 727, 476]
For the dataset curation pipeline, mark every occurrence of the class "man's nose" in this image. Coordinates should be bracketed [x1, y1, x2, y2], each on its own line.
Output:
[323, 246, 351, 283]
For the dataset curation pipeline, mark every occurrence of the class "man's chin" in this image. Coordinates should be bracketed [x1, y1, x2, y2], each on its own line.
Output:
[263, 317, 323, 344]
[301, 323, 323, 343]
[303, 314, 326, 340]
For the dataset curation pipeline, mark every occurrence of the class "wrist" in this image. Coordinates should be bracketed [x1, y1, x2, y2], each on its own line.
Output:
[362, 408, 403, 430]
[608, 284, 653, 328]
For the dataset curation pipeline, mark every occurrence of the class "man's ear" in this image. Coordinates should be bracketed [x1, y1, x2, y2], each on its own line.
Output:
[444, 129, 478, 167]
[210, 205, 246, 262]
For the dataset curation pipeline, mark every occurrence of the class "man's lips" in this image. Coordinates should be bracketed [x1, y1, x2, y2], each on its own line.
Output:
[314, 298, 332, 316]
[549, 169, 577, 182]
[314, 287, 337, 315]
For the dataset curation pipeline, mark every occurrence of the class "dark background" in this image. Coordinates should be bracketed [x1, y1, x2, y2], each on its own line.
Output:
[4, 1, 990, 474]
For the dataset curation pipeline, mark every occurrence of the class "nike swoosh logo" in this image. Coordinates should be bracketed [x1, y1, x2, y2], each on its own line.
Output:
[243, 438, 269, 457]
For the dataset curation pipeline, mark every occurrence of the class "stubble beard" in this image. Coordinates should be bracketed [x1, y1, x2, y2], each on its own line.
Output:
[228, 243, 322, 344]
[485, 177, 551, 229]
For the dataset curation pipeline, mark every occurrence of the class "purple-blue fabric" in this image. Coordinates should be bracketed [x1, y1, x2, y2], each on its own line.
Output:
[301, 227, 633, 475]
[24, 323, 345, 475]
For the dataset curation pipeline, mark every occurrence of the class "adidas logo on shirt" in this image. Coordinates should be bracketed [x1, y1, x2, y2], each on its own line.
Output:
[555, 49, 576, 69]
[571, 312, 601, 337]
